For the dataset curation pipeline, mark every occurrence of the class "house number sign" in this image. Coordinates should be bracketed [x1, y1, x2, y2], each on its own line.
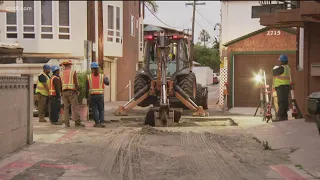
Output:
[267, 30, 281, 36]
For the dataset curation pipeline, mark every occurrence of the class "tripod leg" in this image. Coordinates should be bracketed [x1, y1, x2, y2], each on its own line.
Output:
[254, 100, 261, 116]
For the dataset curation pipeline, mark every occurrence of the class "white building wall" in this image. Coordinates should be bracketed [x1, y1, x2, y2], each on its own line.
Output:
[0, 1, 87, 57]
[103, 1, 123, 57]
[220, 1, 264, 45]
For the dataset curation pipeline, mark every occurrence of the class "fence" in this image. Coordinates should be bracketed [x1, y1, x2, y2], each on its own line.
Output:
[0, 75, 33, 158]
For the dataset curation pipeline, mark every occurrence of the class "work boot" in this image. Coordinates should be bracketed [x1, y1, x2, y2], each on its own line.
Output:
[93, 123, 101, 128]
[272, 117, 287, 122]
[51, 122, 64, 125]
[100, 123, 106, 128]
[75, 121, 85, 127]
[64, 121, 70, 128]
[39, 118, 47, 122]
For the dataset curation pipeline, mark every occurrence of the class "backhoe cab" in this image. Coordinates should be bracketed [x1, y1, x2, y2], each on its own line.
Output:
[115, 31, 209, 127]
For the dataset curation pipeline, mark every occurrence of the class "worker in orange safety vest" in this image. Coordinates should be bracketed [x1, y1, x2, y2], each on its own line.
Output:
[49, 65, 64, 125]
[86, 62, 109, 128]
[60, 60, 85, 127]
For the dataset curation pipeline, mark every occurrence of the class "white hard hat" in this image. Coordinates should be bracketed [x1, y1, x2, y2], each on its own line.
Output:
[273, 66, 279, 69]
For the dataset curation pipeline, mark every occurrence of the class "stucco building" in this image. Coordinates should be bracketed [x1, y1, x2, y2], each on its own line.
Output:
[259, 0, 320, 116]
[0, 0, 144, 102]
[219, 0, 297, 108]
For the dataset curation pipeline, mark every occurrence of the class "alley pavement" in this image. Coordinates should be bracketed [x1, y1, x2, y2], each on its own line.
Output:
[0, 84, 319, 179]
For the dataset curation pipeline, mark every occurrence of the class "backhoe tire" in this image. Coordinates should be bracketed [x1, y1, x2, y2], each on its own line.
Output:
[202, 88, 208, 110]
[134, 75, 150, 107]
[196, 84, 203, 106]
[177, 72, 197, 109]
[178, 72, 197, 101]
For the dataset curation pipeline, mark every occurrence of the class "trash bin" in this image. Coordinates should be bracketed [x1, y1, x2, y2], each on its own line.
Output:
[306, 91, 320, 134]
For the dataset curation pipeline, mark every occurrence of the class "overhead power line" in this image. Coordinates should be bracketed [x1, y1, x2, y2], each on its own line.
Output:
[195, 8, 217, 28]
[144, 4, 190, 29]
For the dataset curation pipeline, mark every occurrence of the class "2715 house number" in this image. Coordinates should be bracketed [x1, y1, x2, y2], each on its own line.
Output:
[267, 30, 281, 36]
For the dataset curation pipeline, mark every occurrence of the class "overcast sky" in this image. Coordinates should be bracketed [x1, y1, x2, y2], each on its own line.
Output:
[144, 1, 221, 43]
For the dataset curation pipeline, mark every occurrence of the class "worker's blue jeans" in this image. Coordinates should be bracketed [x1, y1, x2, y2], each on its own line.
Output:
[90, 94, 104, 124]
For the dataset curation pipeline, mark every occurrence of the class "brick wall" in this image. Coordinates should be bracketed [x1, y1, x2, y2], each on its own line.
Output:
[117, 1, 140, 101]
[224, 28, 297, 108]
[0, 76, 29, 158]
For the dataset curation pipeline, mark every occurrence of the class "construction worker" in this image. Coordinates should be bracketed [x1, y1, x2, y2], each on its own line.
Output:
[86, 62, 109, 128]
[272, 54, 291, 121]
[60, 60, 85, 127]
[35, 64, 51, 122]
[49, 66, 64, 125]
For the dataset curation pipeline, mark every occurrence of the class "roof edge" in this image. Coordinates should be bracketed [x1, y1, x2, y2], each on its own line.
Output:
[223, 27, 297, 47]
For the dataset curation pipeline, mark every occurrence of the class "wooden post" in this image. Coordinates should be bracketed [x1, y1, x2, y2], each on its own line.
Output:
[27, 75, 34, 144]
[87, 1, 96, 62]
[98, 0, 104, 70]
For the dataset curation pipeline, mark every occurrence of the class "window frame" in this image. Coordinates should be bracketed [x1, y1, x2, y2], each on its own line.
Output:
[5, 12, 18, 39]
[130, 14, 135, 37]
[107, 5, 114, 42]
[41, 0, 53, 39]
[140, 24, 143, 51]
[22, 1, 35, 39]
[58, 0, 71, 40]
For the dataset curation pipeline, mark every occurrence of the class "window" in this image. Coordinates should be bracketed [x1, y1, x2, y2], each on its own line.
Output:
[41, 1, 53, 39]
[139, 24, 142, 51]
[107, 5, 114, 42]
[59, 1, 70, 39]
[106, 6, 122, 43]
[116, 7, 121, 43]
[23, 1, 35, 39]
[6, 12, 17, 39]
[139, 1, 144, 17]
[251, 4, 284, 18]
[130, 15, 135, 36]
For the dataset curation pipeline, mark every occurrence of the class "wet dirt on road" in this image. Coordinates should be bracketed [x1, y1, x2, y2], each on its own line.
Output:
[0, 118, 291, 180]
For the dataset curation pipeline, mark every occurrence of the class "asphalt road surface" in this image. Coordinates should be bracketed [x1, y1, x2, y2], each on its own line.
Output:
[0, 84, 295, 180]
[0, 117, 291, 180]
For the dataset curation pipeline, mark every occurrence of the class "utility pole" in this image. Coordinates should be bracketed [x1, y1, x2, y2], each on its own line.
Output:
[185, 0, 205, 44]
[97, 0, 104, 70]
[185, 0, 205, 61]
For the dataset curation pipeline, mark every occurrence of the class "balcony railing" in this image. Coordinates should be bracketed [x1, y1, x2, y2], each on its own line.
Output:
[259, 0, 300, 10]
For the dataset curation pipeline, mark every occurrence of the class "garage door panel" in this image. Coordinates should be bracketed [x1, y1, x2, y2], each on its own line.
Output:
[234, 54, 296, 107]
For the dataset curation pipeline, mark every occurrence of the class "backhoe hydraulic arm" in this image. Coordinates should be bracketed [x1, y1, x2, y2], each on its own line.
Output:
[114, 86, 150, 116]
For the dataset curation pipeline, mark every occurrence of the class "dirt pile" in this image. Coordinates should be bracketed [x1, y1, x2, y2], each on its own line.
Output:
[139, 126, 180, 135]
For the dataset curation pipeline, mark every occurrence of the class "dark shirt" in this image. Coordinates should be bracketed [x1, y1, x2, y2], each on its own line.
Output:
[85, 74, 110, 98]
[39, 73, 50, 83]
[273, 66, 285, 76]
[52, 75, 62, 99]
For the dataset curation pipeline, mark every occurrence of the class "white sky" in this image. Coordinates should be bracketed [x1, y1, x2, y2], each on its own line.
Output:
[144, 1, 221, 43]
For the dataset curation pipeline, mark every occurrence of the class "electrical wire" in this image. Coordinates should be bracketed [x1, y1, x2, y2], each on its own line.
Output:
[144, 4, 191, 29]
[186, 0, 218, 29]
[195, 19, 204, 29]
[195, 8, 217, 28]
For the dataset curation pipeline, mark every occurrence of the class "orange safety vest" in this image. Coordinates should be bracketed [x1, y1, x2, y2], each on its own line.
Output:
[87, 73, 104, 95]
[61, 69, 76, 91]
[49, 75, 60, 96]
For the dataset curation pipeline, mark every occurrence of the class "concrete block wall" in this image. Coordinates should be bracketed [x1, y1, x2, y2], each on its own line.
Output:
[0, 76, 29, 158]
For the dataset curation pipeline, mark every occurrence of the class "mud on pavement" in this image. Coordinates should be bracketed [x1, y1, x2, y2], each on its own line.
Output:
[0, 121, 291, 180]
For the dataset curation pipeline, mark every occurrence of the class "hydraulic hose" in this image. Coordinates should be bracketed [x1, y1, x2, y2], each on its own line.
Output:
[134, 86, 150, 100]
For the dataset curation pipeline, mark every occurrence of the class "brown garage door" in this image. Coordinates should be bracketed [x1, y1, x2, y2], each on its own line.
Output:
[234, 54, 296, 107]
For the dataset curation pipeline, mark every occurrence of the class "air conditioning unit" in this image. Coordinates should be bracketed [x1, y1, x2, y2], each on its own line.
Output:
[0, 1, 16, 13]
